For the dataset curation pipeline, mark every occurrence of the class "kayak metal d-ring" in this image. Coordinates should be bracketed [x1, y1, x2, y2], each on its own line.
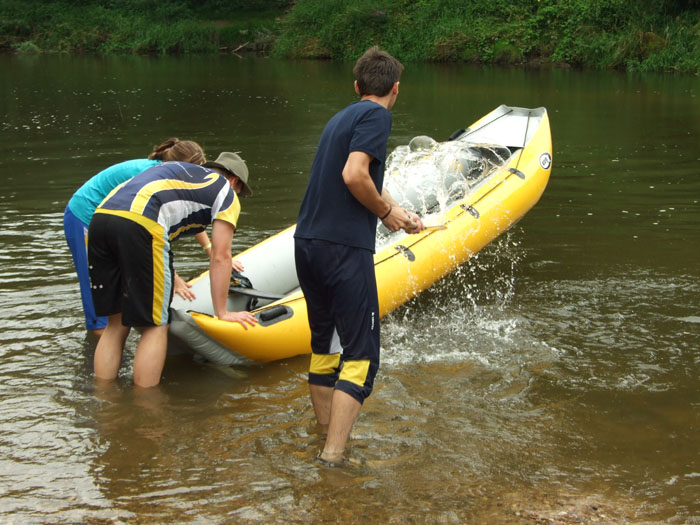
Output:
[394, 245, 415, 261]
[460, 203, 480, 219]
[508, 167, 526, 179]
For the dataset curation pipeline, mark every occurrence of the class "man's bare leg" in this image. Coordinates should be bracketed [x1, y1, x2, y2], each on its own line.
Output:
[132, 325, 168, 388]
[309, 383, 334, 433]
[94, 313, 130, 381]
[320, 389, 362, 464]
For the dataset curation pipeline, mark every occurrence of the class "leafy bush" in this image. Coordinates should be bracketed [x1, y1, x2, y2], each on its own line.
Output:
[0, 0, 286, 54]
[273, 0, 699, 72]
[14, 40, 41, 54]
[0, 0, 698, 72]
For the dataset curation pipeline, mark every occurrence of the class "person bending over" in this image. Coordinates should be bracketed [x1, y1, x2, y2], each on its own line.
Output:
[63, 138, 211, 338]
[88, 153, 257, 388]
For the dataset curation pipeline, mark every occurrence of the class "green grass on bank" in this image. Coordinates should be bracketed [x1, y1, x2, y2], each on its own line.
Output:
[2, 0, 699, 73]
[274, 0, 700, 73]
[0, 0, 288, 55]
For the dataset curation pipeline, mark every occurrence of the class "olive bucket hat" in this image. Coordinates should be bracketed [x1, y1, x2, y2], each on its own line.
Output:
[204, 152, 253, 197]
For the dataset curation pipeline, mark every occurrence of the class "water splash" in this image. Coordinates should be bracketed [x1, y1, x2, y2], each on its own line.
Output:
[382, 135, 511, 221]
[380, 229, 557, 378]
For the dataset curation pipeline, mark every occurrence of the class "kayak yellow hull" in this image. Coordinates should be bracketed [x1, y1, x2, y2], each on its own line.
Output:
[170, 105, 552, 364]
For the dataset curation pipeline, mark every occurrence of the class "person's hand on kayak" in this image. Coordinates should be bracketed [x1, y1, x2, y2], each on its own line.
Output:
[232, 258, 244, 272]
[404, 210, 424, 234]
[219, 310, 258, 329]
[174, 273, 195, 301]
[382, 206, 424, 234]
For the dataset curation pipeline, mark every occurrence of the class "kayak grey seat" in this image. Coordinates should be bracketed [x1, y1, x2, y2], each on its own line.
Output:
[229, 270, 284, 311]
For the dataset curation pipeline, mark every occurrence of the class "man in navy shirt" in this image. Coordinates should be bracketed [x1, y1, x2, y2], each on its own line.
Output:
[295, 46, 423, 465]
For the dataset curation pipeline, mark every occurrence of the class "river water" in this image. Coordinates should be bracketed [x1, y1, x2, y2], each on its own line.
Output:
[1, 55, 698, 523]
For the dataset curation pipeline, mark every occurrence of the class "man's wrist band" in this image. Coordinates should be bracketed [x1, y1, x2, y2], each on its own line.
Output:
[203, 243, 212, 252]
[379, 205, 392, 221]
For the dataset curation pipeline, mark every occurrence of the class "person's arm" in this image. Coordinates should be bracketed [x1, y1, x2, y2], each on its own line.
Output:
[196, 226, 243, 269]
[194, 230, 212, 257]
[209, 219, 258, 329]
[380, 187, 399, 207]
[342, 151, 391, 217]
[342, 151, 423, 234]
[172, 231, 213, 301]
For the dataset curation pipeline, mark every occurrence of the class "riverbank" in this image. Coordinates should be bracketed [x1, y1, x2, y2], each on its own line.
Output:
[0, 0, 284, 56]
[2, 0, 699, 73]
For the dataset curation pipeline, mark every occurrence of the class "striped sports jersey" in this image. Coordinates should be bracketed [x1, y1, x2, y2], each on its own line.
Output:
[95, 161, 240, 242]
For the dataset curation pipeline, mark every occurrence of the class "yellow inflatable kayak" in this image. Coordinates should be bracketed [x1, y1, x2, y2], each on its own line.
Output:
[169, 105, 552, 365]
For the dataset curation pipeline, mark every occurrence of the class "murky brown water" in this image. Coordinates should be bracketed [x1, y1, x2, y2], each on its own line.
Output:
[1, 55, 699, 522]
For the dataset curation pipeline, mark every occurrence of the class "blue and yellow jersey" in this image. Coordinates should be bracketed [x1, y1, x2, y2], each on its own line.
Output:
[95, 161, 240, 242]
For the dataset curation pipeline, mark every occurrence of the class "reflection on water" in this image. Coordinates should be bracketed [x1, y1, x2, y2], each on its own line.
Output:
[1, 55, 699, 522]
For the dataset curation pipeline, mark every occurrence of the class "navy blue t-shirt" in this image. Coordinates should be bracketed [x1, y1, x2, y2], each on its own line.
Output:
[295, 100, 393, 252]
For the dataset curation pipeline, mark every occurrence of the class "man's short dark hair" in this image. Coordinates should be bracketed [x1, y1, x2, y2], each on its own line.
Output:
[353, 46, 404, 97]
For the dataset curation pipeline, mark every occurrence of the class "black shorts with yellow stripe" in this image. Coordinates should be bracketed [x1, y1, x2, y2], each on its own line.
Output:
[294, 238, 380, 404]
[88, 211, 174, 327]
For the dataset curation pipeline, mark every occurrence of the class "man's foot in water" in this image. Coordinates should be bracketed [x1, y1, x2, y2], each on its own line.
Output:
[314, 452, 366, 468]
[315, 450, 347, 467]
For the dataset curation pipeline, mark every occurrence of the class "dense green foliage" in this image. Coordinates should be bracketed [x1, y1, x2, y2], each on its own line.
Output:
[0, 0, 287, 55]
[274, 0, 700, 72]
[2, 0, 699, 72]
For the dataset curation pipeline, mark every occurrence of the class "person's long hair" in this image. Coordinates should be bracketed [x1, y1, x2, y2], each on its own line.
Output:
[148, 138, 206, 165]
